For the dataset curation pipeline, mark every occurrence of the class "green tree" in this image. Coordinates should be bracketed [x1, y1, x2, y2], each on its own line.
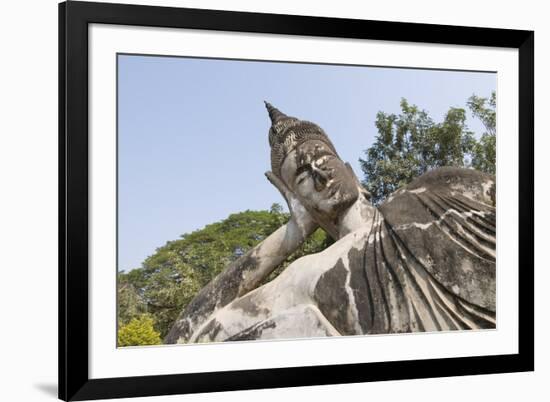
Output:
[360, 94, 495, 204]
[119, 203, 330, 338]
[468, 91, 496, 174]
[117, 315, 162, 347]
[117, 272, 147, 325]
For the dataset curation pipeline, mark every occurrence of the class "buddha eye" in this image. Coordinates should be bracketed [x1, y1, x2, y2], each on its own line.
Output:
[295, 163, 311, 179]
[296, 170, 310, 185]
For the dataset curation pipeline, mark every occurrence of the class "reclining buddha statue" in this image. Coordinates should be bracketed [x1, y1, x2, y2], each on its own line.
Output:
[165, 103, 496, 343]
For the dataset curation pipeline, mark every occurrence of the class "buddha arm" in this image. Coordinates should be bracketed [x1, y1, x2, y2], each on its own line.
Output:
[164, 216, 318, 344]
[242, 217, 319, 291]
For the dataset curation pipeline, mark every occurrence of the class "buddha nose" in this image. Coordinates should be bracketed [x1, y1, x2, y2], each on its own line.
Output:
[312, 165, 328, 179]
[311, 164, 329, 191]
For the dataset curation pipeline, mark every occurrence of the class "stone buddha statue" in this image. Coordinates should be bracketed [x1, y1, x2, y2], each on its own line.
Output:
[164, 103, 496, 344]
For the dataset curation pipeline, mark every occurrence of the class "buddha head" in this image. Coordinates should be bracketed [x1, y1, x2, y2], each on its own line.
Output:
[265, 102, 363, 222]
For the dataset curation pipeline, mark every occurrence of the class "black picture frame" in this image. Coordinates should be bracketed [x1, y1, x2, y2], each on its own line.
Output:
[59, 1, 534, 400]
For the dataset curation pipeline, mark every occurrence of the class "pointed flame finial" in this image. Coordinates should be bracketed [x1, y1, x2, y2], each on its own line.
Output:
[264, 101, 288, 125]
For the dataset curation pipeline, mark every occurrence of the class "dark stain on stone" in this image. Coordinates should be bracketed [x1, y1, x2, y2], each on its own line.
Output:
[314, 259, 355, 335]
[164, 319, 190, 344]
[195, 318, 224, 342]
[231, 294, 269, 317]
[347, 244, 372, 334]
[226, 320, 277, 341]
[219, 253, 261, 306]
[376, 224, 411, 333]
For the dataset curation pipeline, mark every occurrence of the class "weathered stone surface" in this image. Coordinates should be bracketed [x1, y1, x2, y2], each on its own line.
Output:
[379, 167, 496, 315]
[165, 105, 496, 344]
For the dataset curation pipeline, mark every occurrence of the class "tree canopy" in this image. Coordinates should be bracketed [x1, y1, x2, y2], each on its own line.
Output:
[359, 92, 496, 204]
[468, 92, 496, 174]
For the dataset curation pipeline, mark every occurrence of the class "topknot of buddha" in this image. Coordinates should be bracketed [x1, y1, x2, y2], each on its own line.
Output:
[265, 102, 338, 178]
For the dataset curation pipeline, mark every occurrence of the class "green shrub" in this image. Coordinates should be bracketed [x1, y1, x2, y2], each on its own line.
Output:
[117, 315, 162, 347]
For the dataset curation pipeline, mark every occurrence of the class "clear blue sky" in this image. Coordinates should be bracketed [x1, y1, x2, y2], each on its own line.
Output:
[118, 54, 496, 272]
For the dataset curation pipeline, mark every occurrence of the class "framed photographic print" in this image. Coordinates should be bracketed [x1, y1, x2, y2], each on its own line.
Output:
[59, 1, 534, 400]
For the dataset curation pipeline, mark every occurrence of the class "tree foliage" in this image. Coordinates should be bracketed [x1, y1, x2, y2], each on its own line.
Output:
[468, 92, 496, 174]
[360, 93, 496, 204]
[117, 273, 147, 325]
[117, 315, 162, 347]
[118, 204, 330, 339]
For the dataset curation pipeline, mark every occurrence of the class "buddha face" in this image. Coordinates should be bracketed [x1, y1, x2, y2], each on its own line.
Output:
[280, 140, 359, 219]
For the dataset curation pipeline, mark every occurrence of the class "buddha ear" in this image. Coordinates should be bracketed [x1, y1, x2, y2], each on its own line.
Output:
[345, 162, 372, 201]
[344, 162, 361, 182]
